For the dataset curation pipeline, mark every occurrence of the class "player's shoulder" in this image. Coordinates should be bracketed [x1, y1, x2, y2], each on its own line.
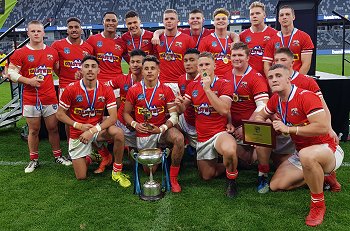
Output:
[51, 38, 66, 47]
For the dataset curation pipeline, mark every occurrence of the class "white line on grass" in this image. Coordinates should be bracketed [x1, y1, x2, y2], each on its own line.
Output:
[150, 194, 171, 231]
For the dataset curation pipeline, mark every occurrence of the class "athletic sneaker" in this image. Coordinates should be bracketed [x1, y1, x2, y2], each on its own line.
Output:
[55, 156, 72, 166]
[24, 160, 39, 173]
[305, 205, 326, 227]
[226, 179, 238, 198]
[111, 171, 131, 188]
[94, 153, 113, 174]
[257, 175, 270, 194]
[324, 171, 341, 192]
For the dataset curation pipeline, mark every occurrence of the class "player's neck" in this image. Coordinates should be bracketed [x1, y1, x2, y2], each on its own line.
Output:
[214, 28, 227, 38]
[279, 84, 292, 101]
[165, 28, 178, 36]
[251, 23, 266, 33]
[132, 29, 143, 37]
[83, 79, 97, 90]
[103, 30, 116, 39]
[131, 73, 143, 82]
[29, 41, 44, 50]
[190, 27, 202, 36]
[281, 25, 294, 36]
[145, 79, 157, 88]
[234, 63, 249, 76]
[187, 72, 199, 80]
[68, 37, 81, 45]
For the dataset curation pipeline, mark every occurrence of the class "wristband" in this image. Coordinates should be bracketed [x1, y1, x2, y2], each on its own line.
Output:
[95, 124, 102, 132]
[160, 124, 168, 134]
[131, 121, 137, 128]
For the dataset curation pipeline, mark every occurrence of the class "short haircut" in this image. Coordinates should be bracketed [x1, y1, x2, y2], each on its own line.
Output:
[142, 55, 160, 65]
[199, 51, 214, 61]
[189, 9, 204, 15]
[125, 10, 139, 19]
[27, 20, 43, 29]
[66, 17, 81, 25]
[213, 8, 230, 18]
[184, 48, 200, 56]
[82, 55, 99, 65]
[164, 9, 178, 15]
[275, 47, 294, 59]
[279, 5, 295, 16]
[103, 11, 118, 19]
[130, 49, 147, 58]
[269, 63, 289, 71]
[249, 1, 265, 11]
[231, 42, 249, 56]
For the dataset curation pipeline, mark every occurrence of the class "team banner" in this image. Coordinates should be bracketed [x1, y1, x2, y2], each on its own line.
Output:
[242, 120, 276, 148]
[0, 0, 17, 29]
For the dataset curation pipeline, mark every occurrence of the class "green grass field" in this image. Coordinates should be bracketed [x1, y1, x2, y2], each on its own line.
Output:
[0, 55, 349, 230]
[316, 55, 350, 76]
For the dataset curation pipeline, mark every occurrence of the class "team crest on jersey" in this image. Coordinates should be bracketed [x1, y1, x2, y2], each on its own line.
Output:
[159, 94, 165, 100]
[82, 51, 89, 56]
[123, 84, 129, 91]
[28, 55, 34, 62]
[76, 95, 83, 102]
[275, 42, 281, 49]
[115, 44, 122, 50]
[192, 90, 198, 98]
[175, 41, 182, 47]
[137, 93, 145, 100]
[241, 82, 248, 88]
[64, 47, 70, 54]
[212, 41, 217, 47]
[245, 36, 251, 43]
[263, 36, 271, 41]
[98, 96, 105, 102]
[47, 54, 53, 60]
[180, 84, 186, 92]
[97, 41, 103, 47]
[291, 108, 299, 116]
[160, 41, 164, 46]
[127, 40, 131, 46]
[52, 104, 58, 110]
[143, 40, 149, 44]
[292, 40, 300, 46]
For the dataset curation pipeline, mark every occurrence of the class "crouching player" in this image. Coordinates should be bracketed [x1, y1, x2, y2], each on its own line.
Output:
[255, 64, 343, 226]
[56, 55, 131, 187]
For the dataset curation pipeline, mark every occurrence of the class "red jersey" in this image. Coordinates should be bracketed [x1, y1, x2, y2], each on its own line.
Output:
[239, 26, 277, 75]
[10, 44, 58, 106]
[106, 73, 139, 124]
[126, 81, 175, 137]
[198, 33, 234, 78]
[51, 38, 93, 88]
[263, 28, 314, 71]
[178, 73, 200, 127]
[224, 66, 269, 127]
[59, 80, 117, 139]
[86, 33, 126, 83]
[265, 86, 336, 152]
[290, 71, 322, 98]
[121, 29, 154, 63]
[180, 27, 214, 49]
[155, 31, 195, 83]
[185, 77, 233, 142]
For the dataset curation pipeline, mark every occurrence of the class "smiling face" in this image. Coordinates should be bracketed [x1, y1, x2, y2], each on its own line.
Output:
[213, 14, 228, 30]
[103, 13, 118, 33]
[231, 48, 249, 71]
[67, 20, 82, 40]
[126, 16, 142, 36]
[188, 12, 204, 31]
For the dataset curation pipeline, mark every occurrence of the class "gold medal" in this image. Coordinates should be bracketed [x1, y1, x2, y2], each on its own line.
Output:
[223, 57, 229, 64]
[141, 108, 152, 121]
[165, 53, 172, 61]
[233, 93, 239, 102]
[36, 74, 44, 80]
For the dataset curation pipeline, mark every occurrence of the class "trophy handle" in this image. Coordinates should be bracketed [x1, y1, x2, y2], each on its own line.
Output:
[130, 149, 138, 161]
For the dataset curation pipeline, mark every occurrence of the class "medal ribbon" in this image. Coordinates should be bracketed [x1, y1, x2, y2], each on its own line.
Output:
[213, 33, 228, 56]
[278, 84, 295, 125]
[164, 31, 180, 54]
[81, 79, 98, 111]
[191, 28, 204, 49]
[280, 28, 296, 48]
[141, 80, 159, 110]
[233, 66, 252, 94]
[290, 70, 298, 81]
[130, 29, 143, 50]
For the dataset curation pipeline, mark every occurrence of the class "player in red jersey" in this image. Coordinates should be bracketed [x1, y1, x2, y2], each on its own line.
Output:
[154, 9, 196, 95]
[255, 64, 343, 227]
[121, 11, 154, 63]
[239, 1, 277, 76]
[123, 55, 184, 193]
[256, 47, 341, 193]
[175, 52, 239, 198]
[86, 12, 126, 83]
[106, 49, 146, 150]
[8, 20, 71, 173]
[263, 5, 314, 76]
[198, 8, 239, 78]
[56, 55, 131, 187]
[223, 42, 269, 168]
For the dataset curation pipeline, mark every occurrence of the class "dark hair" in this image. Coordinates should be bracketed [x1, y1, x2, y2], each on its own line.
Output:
[103, 11, 118, 19]
[198, 51, 214, 60]
[189, 9, 204, 15]
[66, 17, 81, 25]
[142, 55, 160, 65]
[130, 49, 147, 58]
[184, 48, 200, 56]
[231, 42, 249, 56]
[125, 10, 139, 19]
[275, 47, 294, 59]
[82, 55, 99, 65]
[269, 63, 289, 71]
[279, 5, 295, 16]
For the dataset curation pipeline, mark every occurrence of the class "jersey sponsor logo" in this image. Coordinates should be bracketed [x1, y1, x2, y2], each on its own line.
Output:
[64, 59, 82, 69]
[159, 52, 183, 61]
[64, 47, 70, 54]
[73, 107, 104, 117]
[250, 45, 264, 56]
[97, 41, 103, 47]
[292, 40, 300, 46]
[263, 36, 271, 41]
[196, 103, 214, 116]
[213, 53, 230, 62]
[212, 41, 217, 47]
[28, 65, 52, 79]
[192, 90, 198, 97]
[28, 55, 35, 62]
[76, 95, 83, 102]
[293, 53, 300, 61]
[97, 52, 121, 63]
[291, 108, 299, 116]
[175, 41, 182, 47]
[136, 105, 165, 116]
[245, 36, 251, 43]
[137, 93, 145, 100]
[97, 96, 105, 102]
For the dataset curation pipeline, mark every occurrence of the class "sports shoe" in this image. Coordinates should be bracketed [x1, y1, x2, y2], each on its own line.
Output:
[170, 177, 182, 193]
[257, 175, 270, 194]
[112, 171, 131, 188]
[324, 171, 341, 192]
[94, 153, 113, 174]
[226, 179, 238, 198]
[305, 205, 326, 227]
[25, 160, 39, 173]
[55, 156, 72, 166]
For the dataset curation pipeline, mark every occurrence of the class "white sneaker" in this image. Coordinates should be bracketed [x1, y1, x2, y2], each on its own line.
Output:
[25, 160, 39, 173]
[55, 156, 72, 166]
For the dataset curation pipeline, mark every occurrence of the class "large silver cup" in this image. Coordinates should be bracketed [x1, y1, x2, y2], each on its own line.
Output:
[131, 148, 169, 201]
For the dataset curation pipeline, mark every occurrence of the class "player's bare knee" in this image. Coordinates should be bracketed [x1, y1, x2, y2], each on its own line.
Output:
[200, 171, 215, 181]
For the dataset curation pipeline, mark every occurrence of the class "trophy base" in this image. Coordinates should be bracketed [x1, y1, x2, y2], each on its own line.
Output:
[140, 192, 164, 201]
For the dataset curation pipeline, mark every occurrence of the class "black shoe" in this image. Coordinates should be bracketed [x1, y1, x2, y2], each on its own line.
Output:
[226, 179, 238, 198]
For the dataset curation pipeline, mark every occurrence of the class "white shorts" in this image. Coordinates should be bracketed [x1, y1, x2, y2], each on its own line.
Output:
[22, 104, 58, 118]
[68, 132, 99, 160]
[273, 134, 296, 155]
[164, 83, 180, 97]
[196, 131, 226, 160]
[136, 133, 167, 150]
[288, 144, 344, 172]
[178, 114, 197, 147]
[116, 120, 137, 148]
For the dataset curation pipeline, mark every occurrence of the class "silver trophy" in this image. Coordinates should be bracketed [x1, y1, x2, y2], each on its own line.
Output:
[131, 148, 170, 201]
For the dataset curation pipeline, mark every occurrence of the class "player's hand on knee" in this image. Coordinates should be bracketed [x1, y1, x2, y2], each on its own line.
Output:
[80, 124, 94, 131]
[226, 123, 235, 133]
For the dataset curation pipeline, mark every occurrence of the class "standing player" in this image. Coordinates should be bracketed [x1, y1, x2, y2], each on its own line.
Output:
[154, 9, 196, 95]
[8, 20, 71, 173]
[239, 1, 277, 76]
[86, 12, 126, 83]
[56, 55, 131, 187]
[175, 52, 239, 197]
[199, 8, 239, 78]
[263, 5, 314, 76]
[255, 64, 343, 226]
[121, 11, 154, 63]
[123, 55, 184, 193]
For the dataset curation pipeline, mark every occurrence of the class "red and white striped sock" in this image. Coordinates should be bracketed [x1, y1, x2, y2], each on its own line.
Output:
[52, 149, 62, 158]
[113, 163, 123, 173]
[29, 151, 39, 160]
[226, 169, 238, 180]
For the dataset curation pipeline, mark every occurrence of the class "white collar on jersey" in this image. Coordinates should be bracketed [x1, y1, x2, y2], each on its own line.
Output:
[65, 37, 84, 45]
[277, 28, 299, 38]
[79, 79, 99, 91]
[26, 44, 46, 50]
[249, 25, 268, 33]
[101, 31, 119, 39]
[186, 73, 200, 81]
